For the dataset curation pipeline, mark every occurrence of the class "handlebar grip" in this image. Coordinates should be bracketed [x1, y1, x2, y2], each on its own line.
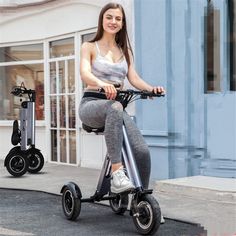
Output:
[142, 91, 165, 97]
[114, 83, 121, 88]
[152, 92, 165, 97]
[98, 83, 121, 93]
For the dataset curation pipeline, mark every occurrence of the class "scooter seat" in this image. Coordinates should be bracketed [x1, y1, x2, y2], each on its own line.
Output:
[82, 123, 104, 134]
[11, 120, 21, 146]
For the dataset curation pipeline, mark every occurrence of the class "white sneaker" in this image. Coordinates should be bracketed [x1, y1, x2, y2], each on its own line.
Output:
[110, 167, 135, 193]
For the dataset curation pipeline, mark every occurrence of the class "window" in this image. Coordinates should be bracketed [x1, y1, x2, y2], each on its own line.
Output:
[204, 0, 236, 92]
[228, 0, 236, 91]
[0, 44, 43, 62]
[0, 43, 44, 120]
[204, 1, 221, 93]
[49, 37, 74, 58]
[82, 32, 95, 42]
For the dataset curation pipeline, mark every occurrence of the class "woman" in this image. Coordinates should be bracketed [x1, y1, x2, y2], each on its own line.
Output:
[79, 2, 165, 194]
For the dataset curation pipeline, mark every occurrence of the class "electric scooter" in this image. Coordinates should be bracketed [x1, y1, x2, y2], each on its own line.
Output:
[4, 82, 44, 177]
[61, 89, 164, 235]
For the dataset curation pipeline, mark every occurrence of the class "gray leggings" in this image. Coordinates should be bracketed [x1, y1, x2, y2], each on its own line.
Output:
[79, 97, 151, 188]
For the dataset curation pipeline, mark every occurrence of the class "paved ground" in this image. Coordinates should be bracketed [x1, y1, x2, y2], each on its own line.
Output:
[0, 160, 236, 235]
[0, 189, 207, 236]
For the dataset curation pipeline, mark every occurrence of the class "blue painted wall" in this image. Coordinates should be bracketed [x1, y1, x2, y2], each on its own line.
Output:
[134, 0, 236, 180]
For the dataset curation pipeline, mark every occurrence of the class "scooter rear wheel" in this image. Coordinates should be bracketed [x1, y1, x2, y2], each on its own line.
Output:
[132, 194, 161, 235]
[62, 186, 81, 221]
[109, 193, 128, 215]
[5, 149, 29, 177]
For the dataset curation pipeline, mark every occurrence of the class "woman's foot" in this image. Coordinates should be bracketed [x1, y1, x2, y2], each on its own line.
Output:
[111, 167, 134, 193]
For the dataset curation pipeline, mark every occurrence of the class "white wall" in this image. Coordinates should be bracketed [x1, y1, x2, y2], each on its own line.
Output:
[0, 0, 134, 44]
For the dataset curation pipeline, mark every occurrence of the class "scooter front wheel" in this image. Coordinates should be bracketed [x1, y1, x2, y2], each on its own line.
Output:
[132, 194, 161, 235]
[62, 186, 81, 221]
[27, 148, 44, 173]
[5, 150, 29, 177]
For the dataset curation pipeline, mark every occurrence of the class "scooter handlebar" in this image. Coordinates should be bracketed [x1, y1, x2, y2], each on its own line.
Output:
[99, 84, 165, 98]
[11, 87, 25, 96]
[11, 86, 35, 97]
[117, 89, 165, 98]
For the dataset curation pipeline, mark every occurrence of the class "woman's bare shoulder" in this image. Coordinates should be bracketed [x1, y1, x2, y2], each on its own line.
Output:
[81, 41, 95, 50]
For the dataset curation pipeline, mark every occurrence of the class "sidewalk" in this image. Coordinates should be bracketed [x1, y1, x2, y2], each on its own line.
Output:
[0, 160, 236, 236]
[155, 176, 236, 236]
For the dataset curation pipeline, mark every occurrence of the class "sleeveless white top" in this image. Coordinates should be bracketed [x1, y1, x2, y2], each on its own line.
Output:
[91, 41, 128, 86]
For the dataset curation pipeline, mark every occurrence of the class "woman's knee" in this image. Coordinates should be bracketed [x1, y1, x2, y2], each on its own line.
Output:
[107, 101, 123, 120]
[135, 145, 151, 189]
[109, 101, 123, 113]
[135, 145, 151, 164]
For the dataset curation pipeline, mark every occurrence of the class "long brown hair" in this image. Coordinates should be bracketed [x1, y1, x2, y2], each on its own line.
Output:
[90, 2, 133, 67]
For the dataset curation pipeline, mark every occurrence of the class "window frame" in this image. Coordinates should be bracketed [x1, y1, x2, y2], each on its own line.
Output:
[0, 40, 46, 126]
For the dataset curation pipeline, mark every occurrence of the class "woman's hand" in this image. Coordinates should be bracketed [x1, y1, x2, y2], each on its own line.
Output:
[152, 86, 165, 95]
[100, 83, 117, 100]
[148, 86, 165, 99]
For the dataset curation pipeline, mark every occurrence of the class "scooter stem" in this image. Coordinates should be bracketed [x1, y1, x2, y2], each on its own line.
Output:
[122, 124, 143, 189]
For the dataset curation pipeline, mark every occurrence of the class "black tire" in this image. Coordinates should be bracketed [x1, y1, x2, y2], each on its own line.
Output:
[109, 193, 129, 215]
[132, 195, 161, 235]
[8, 146, 21, 154]
[62, 186, 81, 221]
[5, 150, 29, 177]
[27, 149, 44, 173]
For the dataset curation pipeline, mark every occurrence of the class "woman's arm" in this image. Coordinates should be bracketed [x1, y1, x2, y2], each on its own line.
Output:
[80, 42, 117, 99]
[80, 42, 104, 87]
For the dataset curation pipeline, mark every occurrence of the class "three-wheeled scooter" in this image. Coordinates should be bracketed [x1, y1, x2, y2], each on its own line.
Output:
[61, 89, 164, 235]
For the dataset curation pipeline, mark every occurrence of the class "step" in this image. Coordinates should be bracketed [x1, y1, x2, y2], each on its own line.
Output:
[154, 175, 236, 203]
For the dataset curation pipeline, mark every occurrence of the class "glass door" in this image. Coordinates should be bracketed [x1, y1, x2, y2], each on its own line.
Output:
[48, 37, 77, 164]
[202, 0, 236, 176]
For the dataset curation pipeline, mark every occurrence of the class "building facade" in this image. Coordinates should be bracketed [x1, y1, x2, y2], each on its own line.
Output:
[0, 0, 235, 180]
[134, 0, 236, 179]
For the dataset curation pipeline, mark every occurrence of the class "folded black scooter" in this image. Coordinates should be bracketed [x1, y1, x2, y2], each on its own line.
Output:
[4, 83, 44, 177]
